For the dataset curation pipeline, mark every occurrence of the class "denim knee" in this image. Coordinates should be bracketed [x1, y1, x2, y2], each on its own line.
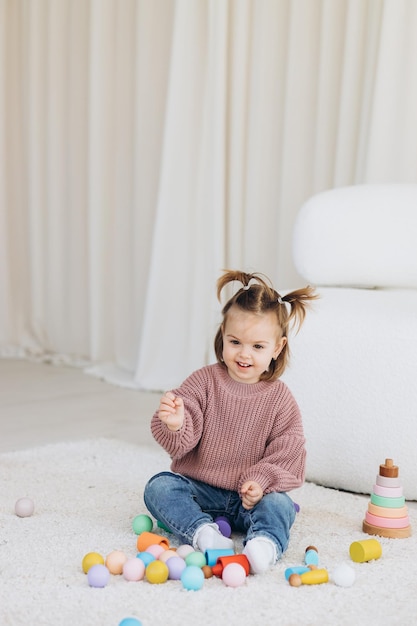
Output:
[143, 472, 174, 511]
[243, 491, 296, 556]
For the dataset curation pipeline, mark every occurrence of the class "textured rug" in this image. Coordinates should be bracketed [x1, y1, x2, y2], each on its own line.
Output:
[1, 439, 416, 626]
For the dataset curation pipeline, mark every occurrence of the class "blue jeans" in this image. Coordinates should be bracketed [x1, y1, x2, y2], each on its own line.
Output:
[143, 471, 296, 558]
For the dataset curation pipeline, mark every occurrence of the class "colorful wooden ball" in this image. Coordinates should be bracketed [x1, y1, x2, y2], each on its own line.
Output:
[166, 556, 187, 580]
[105, 550, 128, 574]
[132, 514, 153, 535]
[118, 619, 143, 626]
[136, 552, 155, 567]
[15, 497, 34, 518]
[288, 573, 302, 587]
[222, 562, 246, 587]
[158, 549, 178, 563]
[82, 551, 105, 574]
[146, 560, 169, 584]
[176, 544, 195, 559]
[202, 565, 213, 579]
[145, 543, 166, 559]
[215, 516, 232, 538]
[87, 564, 110, 588]
[332, 563, 356, 587]
[123, 558, 145, 581]
[181, 565, 205, 591]
[185, 550, 207, 568]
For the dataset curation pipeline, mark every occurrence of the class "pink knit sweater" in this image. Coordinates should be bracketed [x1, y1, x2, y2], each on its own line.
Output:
[151, 364, 306, 494]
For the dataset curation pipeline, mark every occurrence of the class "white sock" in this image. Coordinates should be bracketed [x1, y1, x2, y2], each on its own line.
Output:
[193, 523, 234, 553]
[243, 537, 276, 574]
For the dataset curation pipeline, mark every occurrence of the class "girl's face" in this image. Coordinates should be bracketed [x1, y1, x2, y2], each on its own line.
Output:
[222, 306, 286, 384]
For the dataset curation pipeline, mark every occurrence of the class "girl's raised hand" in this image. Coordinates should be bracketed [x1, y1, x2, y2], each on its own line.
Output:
[158, 391, 184, 431]
[240, 480, 264, 509]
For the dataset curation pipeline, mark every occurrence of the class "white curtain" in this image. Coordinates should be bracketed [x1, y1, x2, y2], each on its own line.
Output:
[1, 0, 417, 391]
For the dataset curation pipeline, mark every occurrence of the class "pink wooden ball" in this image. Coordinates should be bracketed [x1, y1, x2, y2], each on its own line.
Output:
[222, 563, 246, 587]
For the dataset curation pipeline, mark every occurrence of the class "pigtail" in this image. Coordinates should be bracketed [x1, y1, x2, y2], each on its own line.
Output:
[281, 285, 319, 333]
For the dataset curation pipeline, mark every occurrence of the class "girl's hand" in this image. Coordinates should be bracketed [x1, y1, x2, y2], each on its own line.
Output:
[158, 392, 184, 431]
[240, 481, 264, 510]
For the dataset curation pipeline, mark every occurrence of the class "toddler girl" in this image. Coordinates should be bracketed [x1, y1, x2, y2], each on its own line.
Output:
[144, 270, 317, 574]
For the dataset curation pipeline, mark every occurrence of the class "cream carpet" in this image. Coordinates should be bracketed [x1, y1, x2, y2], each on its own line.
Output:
[1, 439, 416, 626]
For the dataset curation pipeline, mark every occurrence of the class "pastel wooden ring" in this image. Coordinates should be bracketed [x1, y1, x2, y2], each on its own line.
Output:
[362, 520, 412, 539]
[370, 493, 405, 508]
[365, 511, 410, 529]
[372, 483, 403, 498]
[368, 503, 408, 518]
[376, 474, 401, 488]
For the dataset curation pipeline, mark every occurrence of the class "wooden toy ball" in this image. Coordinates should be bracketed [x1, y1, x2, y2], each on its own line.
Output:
[166, 556, 187, 580]
[132, 514, 153, 535]
[222, 563, 246, 587]
[87, 564, 110, 587]
[181, 565, 205, 590]
[123, 558, 145, 581]
[145, 544, 166, 559]
[215, 516, 232, 538]
[82, 551, 105, 574]
[185, 550, 207, 568]
[15, 497, 34, 517]
[202, 565, 214, 579]
[105, 550, 128, 574]
[158, 549, 178, 563]
[136, 551, 155, 567]
[119, 619, 143, 626]
[176, 544, 195, 559]
[145, 560, 169, 584]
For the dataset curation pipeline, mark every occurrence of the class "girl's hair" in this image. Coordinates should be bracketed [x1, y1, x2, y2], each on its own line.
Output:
[214, 270, 318, 381]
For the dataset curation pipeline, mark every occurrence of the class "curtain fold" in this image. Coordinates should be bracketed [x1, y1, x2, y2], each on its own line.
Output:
[1, 0, 417, 390]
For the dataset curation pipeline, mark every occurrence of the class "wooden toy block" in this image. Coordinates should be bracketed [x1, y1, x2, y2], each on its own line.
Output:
[379, 458, 399, 478]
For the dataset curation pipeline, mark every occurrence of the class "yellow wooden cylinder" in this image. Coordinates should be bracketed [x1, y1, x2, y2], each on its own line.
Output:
[349, 538, 382, 563]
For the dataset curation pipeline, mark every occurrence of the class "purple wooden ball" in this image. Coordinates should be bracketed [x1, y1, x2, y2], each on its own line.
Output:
[166, 556, 186, 580]
[87, 564, 110, 587]
[215, 516, 232, 538]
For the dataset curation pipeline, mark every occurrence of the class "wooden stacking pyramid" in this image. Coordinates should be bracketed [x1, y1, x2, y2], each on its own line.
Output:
[362, 458, 411, 538]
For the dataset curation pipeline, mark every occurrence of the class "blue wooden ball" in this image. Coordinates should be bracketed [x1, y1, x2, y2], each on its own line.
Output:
[181, 565, 205, 591]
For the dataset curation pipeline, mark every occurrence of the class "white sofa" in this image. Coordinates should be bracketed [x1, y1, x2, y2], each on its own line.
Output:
[282, 184, 417, 500]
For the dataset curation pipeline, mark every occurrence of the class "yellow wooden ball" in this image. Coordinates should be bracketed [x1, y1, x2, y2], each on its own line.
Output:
[82, 552, 104, 574]
[146, 560, 169, 584]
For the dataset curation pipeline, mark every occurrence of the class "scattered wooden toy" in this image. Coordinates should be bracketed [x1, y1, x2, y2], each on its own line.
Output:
[289, 568, 329, 587]
[349, 538, 382, 563]
[286, 546, 329, 587]
[362, 458, 412, 538]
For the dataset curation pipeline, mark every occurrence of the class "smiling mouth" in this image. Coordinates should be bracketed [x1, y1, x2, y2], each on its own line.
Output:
[237, 362, 251, 368]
